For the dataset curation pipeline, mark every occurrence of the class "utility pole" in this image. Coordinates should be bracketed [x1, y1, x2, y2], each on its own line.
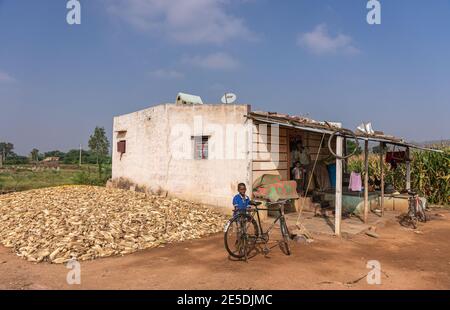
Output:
[79, 144, 82, 167]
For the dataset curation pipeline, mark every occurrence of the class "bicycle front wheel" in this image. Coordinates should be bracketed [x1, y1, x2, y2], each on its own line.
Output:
[224, 214, 258, 259]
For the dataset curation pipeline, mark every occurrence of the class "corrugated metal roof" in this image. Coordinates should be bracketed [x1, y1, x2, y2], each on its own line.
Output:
[249, 114, 337, 135]
[249, 111, 342, 133]
[248, 111, 443, 153]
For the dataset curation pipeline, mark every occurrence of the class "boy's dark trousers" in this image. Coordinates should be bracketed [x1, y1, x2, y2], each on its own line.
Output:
[295, 179, 302, 194]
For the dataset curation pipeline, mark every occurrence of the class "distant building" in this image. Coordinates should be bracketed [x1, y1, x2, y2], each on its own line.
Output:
[41, 157, 60, 168]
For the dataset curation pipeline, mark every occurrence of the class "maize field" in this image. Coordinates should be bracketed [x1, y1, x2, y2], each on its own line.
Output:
[348, 147, 450, 206]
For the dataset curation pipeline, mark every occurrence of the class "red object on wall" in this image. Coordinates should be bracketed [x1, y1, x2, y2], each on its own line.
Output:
[117, 140, 126, 154]
[385, 151, 406, 163]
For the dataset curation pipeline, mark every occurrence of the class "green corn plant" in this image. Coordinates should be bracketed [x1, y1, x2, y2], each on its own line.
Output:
[347, 147, 449, 206]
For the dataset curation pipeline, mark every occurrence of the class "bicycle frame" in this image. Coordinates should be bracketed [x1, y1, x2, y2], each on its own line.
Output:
[248, 203, 286, 239]
[408, 194, 421, 216]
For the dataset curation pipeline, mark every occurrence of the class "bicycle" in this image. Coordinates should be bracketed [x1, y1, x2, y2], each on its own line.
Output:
[224, 199, 294, 261]
[399, 190, 428, 229]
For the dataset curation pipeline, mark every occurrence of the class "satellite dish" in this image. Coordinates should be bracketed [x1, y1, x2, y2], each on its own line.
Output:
[221, 93, 237, 104]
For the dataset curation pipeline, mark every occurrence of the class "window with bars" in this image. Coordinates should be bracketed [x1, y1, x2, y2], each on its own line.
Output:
[193, 136, 209, 160]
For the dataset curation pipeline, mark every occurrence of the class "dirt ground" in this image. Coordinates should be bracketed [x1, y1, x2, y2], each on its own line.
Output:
[0, 209, 449, 290]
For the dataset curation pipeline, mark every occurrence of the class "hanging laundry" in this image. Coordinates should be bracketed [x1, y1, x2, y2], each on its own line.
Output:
[385, 151, 406, 163]
[349, 172, 362, 192]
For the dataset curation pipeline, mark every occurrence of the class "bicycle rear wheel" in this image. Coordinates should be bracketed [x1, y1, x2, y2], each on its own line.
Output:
[399, 214, 417, 229]
[416, 200, 428, 223]
[279, 217, 291, 256]
[224, 214, 258, 259]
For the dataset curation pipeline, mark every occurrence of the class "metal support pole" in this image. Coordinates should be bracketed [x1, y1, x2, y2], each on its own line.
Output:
[406, 147, 411, 191]
[364, 140, 369, 223]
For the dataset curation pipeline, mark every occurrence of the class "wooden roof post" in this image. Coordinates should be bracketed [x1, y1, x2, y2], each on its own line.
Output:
[380, 142, 385, 217]
[406, 147, 411, 191]
[364, 139, 369, 223]
[343, 136, 348, 173]
[334, 135, 343, 236]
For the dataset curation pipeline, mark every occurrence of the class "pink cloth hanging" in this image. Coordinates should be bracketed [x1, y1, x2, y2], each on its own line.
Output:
[349, 172, 362, 192]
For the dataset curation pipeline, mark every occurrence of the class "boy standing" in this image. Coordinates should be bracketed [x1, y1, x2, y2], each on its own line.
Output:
[232, 183, 251, 214]
[292, 161, 303, 194]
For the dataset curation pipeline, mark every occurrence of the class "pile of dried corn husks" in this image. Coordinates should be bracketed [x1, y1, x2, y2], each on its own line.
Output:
[0, 185, 227, 263]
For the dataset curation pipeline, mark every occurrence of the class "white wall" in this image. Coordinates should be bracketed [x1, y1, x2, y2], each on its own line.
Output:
[112, 103, 253, 213]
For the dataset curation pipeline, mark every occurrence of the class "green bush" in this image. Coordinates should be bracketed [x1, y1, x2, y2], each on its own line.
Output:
[62, 149, 111, 165]
[72, 166, 111, 186]
[4, 155, 29, 165]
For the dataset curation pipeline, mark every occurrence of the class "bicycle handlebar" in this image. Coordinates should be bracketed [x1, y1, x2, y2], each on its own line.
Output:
[234, 199, 292, 213]
[407, 190, 418, 196]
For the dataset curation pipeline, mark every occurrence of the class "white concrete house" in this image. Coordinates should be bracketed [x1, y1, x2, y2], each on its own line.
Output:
[112, 98, 341, 214]
[112, 103, 254, 213]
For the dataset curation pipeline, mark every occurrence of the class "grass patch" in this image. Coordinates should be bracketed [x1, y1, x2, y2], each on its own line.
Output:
[0, 164, 111, 193]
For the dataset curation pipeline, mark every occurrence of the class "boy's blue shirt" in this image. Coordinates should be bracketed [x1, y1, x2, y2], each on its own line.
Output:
[233, 194, 250, 210]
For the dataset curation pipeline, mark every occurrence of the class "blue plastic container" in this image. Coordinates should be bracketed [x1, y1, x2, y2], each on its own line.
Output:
[327, 163, 337, 188]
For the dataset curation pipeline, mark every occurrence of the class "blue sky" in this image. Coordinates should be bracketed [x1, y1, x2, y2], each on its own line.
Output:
[0, 0, 449, 155]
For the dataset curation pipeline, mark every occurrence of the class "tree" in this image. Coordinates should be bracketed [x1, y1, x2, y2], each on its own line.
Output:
[88, 127, 110, 177]
[0, 142, 14, 163]
[30, 148, 40, 162]
[346, 140, 362, 156]
[4, 154, 29, 165]
[372, 145, 381, 154]
[64, 149, 88, 164]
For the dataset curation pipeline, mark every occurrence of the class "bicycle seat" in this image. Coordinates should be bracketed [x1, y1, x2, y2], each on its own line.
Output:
[250, 201, 262, 206]
[407, 190, 417, 196]
[266, 199, 288, 206]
